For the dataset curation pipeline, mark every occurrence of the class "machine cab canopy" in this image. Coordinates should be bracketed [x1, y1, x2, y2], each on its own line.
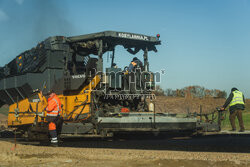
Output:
[67, 31, 161, 56]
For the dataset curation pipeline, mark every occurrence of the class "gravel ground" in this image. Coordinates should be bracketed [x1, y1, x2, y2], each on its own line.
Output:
[0, 135, 249, 167]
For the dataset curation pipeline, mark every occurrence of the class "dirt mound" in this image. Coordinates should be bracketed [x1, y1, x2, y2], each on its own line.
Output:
[0, 113, 7, 120]
[245, 99, 250, 109]
[154, 96, 226, 114]
[0, 114, 7, 128]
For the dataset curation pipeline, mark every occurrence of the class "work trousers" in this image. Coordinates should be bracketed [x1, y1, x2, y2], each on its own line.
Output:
[47, 115, 59, 138]
[229, 109, 245, 130]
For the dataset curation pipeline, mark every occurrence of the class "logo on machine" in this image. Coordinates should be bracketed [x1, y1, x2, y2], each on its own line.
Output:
[118, 32, 149, 41]
[72, 74, 86, 79]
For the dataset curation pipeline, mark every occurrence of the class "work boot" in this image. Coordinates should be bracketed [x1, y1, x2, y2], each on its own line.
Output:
[239, 129, 245, 132]
[51, 137, 58, 144]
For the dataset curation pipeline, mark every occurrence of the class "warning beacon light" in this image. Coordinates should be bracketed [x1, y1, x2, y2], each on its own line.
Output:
[156, 34, 160, 39]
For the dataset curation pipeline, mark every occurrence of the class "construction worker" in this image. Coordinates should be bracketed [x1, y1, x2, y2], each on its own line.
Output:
[127, 57, 142, 93]
[45, 90, 62, 144]
[221, 87, 245, 132]
[128, 57, 142, 72]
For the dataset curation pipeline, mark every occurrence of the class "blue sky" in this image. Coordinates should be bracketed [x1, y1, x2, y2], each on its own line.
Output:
[0, 0, 249, 97]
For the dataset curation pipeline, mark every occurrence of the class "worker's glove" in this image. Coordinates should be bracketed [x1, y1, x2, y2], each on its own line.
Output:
[33, 89, 38, 93]
[216, 107, 224, 112]
[220, 107, 225, 111]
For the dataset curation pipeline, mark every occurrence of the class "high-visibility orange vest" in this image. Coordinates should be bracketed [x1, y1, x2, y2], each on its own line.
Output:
[46, 94, 61, 116]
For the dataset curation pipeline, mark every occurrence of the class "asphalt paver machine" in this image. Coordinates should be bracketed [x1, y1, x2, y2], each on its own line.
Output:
[0, 31, 211, 140]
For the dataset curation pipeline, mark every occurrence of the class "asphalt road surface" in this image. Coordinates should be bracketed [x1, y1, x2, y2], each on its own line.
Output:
[0, 133, 249, 167]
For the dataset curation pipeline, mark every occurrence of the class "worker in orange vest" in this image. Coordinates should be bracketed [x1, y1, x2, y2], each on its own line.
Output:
[45, 90, 62, 144]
